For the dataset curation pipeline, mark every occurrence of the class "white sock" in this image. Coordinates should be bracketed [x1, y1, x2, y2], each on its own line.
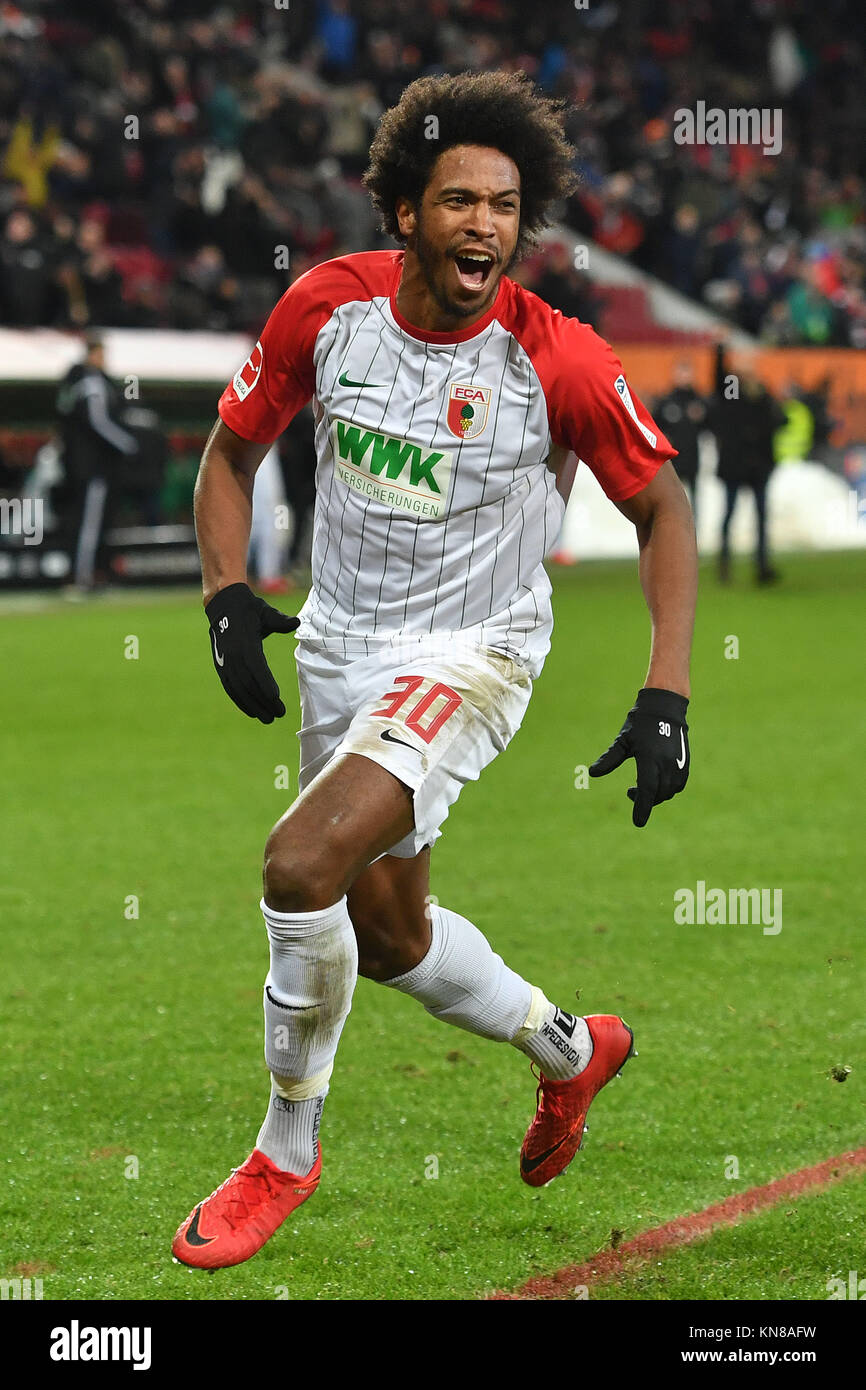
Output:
[256, 1084, 326, 1177]
[383, 903, 592, 1078]
[256, 896, 357, 1173]
[515, 995, 594, 1080]
[383, 902, 533, 1041]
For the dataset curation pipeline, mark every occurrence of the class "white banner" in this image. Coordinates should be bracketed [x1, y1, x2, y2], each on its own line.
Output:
[0, 328, 253, 383]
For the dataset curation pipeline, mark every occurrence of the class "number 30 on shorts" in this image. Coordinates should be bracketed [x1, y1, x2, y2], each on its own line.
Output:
[370, 675, 463, 744]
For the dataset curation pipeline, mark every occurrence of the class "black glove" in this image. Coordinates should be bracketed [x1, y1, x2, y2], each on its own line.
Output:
[205, 582, 299, 723]
[589, 688, 690, 828]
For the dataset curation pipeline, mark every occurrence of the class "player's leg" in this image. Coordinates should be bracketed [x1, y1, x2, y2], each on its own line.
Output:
[350, 849, 546, 1049]
[341, 645, 635, 1187]
[347, 847, 432, 981]
[349, 849, 633, 1189]
[254, 751, 415, 1160]
[350, 849, 596, 1081]
[172, 751, 416, 1269]
[343, 648, 578, 1066]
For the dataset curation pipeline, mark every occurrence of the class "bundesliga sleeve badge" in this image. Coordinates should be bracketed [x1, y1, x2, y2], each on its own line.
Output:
[446, 382, 492, 440]
[233, 340, 264, 401]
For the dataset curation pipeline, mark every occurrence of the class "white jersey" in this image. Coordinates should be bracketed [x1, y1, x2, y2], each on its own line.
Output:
[219, 251, 673, 678]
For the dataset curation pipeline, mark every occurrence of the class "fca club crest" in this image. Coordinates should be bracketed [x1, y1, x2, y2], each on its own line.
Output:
[446, 382, 492, 439]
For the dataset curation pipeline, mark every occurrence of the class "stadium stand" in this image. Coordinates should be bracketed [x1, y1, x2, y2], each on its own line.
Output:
[0, 0, 863, 345]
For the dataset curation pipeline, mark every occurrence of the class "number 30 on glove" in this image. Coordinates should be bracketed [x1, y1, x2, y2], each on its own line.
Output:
[589, 687, 690, 827]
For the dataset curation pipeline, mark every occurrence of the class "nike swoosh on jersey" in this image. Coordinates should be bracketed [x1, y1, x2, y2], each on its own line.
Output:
[520, 1129, 576, 1176]
[676, 729, 686, 769]
[184, 1205, 215, 1246]
[211, 631, 225, 667]
[339, 371, 385, 389]
[379, 728, 417, 751]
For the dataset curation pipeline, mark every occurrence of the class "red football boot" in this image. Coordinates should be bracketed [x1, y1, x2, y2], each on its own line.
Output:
[520, 1015, 635, 1188]
[172, 1147, 322, 1269]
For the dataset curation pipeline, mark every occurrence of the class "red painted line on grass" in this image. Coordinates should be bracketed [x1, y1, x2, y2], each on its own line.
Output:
[491, 1146, 866, 1300]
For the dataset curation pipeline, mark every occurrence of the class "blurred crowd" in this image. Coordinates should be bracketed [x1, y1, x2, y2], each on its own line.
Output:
[0, 0, 864, 342]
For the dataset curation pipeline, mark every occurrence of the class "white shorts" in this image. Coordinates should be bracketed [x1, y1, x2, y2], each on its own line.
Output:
[294, 636, 534, 858]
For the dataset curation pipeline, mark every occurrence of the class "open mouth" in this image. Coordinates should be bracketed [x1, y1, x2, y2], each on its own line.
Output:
[453, 250, 496, 291]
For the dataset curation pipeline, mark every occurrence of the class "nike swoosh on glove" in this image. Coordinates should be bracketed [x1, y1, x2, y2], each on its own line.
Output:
[205, 582, 299, 723]
[589, 687, 690, 827]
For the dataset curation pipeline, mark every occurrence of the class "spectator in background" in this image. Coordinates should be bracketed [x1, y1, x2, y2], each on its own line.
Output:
[56, 334, 139, 593]
[665, 204, 704, 299]
[773, 380, 816, 466]
[0, 208, 57, 324]
[215, 173, 295, 281]
[712, 342, 786, 585]
[772, 375, 837, 469]
[170, 243, 242, 330]
[654, 360, 708, 528]
[75, 218, 127, 325]
[578, 172, 646, 257]
[0, 0, 863, 342]
[531, 240, 601, 327]
[796, 377, 835, 467]
[784, 260, 840, 344]
[317, 0, 359, 80]
[50, 216, 128, 328]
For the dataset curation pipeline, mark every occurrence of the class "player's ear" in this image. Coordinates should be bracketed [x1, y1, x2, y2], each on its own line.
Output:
[395, 197, 417, 239]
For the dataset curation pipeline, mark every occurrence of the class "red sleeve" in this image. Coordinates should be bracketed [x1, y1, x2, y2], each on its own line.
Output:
[218, 279, 324, 444]
[217, 252, 400, 444]
[505, 285, 676, 502]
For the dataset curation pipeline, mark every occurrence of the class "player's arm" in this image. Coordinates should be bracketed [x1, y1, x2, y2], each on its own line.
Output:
[194, 272, 326, 723]
[615, 459, 696, 700]
[589, 460, 697, 826]
[194, 417, 268, 606]
[534, 312, 697, 825]
[194, 418, 299, 725]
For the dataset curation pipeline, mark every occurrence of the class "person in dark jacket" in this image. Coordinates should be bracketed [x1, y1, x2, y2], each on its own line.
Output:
[654, 360, 708, 529]
[0, 209, 59, 325]
[712, 342, 786, 584]
[56, 334, 139, 590]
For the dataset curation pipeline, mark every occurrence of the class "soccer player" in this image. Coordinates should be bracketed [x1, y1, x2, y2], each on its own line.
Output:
[173, 72, 697, 1270]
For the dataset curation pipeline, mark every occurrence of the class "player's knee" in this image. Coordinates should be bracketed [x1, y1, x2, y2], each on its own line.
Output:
[262, 830, 350, 912]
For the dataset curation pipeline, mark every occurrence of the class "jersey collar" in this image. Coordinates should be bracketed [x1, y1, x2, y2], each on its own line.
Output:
[389, 265, 506, 344]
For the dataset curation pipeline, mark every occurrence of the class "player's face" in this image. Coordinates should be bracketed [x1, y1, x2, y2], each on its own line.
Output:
[398, 145, 521, 322]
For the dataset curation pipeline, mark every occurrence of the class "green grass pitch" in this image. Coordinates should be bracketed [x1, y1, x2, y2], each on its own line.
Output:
[2, 550, 863, 1301]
